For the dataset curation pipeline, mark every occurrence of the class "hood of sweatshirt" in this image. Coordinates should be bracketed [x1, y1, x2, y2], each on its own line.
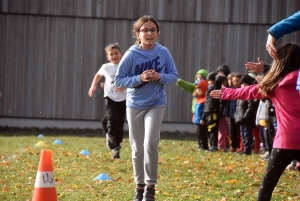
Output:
[196, 80, 208, 103]
[127, 43, 163, 59]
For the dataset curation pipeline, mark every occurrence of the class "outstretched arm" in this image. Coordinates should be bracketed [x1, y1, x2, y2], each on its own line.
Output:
[210, 85, 266, 100]
[267, 11, 300, 58]
[176, 78, 196, 94]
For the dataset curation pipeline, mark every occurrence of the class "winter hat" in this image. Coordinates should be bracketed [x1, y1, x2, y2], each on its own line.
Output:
[240, 74, 255, 85]
[216, 64, 231, 76]
[207, 72, 218, 81]
[195, 69, 209, 80]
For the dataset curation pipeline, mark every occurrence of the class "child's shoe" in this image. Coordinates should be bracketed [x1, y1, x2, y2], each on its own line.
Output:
[133, 184, 145, 201]
[143, 185, 155, 201]
[259, 151, 269, 158]
[106, 133, 116, 150]
[112, 147, 121, 159]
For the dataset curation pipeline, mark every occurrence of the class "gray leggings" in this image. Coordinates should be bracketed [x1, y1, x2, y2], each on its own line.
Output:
[126, 105, 166, 185]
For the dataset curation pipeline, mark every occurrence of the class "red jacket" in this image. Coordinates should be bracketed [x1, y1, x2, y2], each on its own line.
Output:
[221, 70, 300, 150]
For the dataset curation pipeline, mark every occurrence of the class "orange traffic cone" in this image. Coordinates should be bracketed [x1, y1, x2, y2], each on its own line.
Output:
[32, 150, 57, 201]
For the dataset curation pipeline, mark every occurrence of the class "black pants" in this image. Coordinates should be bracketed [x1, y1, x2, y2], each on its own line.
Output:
[104, 97, 126, 148]
[257, 148, 300, 201]
[101, 116, 108, 135]
[195, 124, 208, 149]
[240, 124, 253, 154]
[205, 112, 219, 149]
[228, 117, 240, 149]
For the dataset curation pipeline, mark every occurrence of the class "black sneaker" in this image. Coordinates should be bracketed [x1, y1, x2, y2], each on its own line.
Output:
[106, 134, 116, 150]
[143, 185, 155, 201]
[112, 147, 121, 159]
[133, 184, 145, 201]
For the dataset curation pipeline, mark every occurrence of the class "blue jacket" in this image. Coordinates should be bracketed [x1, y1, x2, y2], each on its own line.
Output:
[114, 43, 178, 109]
[268, 11, 300, 91]
[268, 11, 300, 40]
[193, 103, 204, 124]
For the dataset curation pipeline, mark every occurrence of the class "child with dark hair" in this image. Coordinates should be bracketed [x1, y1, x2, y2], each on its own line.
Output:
[233, 74, 259, 155]
[210, 43, 300, 201]
[88, 43, 126, 159]
[201, 73, 227, 152]
[216, 65, 231, 151]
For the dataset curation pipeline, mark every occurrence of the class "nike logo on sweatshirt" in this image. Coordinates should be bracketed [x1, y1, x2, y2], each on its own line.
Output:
[135, 56, 163, 74]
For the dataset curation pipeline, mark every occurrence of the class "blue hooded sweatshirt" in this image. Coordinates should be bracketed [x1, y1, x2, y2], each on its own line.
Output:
[114, 43, 178, 109]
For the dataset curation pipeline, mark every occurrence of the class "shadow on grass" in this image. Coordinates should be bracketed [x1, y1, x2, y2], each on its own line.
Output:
[0, 126, 195, 141]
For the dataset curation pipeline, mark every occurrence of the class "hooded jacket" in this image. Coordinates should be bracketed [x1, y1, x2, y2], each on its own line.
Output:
[193, 80, 208, 124]
[234, 75, 258, 125]
[114, 43, 178, 109]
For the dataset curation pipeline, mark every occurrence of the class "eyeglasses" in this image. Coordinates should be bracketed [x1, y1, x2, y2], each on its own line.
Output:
[139, 29, 157, 34]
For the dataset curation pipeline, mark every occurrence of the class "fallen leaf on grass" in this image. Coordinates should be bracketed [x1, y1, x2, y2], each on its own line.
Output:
[234, 189, 244, 195]
[224, 179, 237, 184]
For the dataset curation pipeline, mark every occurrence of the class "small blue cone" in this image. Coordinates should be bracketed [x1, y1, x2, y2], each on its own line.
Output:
[93, 173, 112, 181]
[79, 149, 90, 156]
[53, 139, 63, 145]
[37, 134, 44, 138]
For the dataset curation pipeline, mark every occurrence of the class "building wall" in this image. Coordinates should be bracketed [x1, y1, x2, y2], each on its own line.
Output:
[0, 0, 300, 123]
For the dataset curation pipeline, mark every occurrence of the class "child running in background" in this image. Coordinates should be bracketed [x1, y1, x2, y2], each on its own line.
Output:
[176, 69, 209, 150]
[210, 43, 300, 201]
[114, 15, 178, 201]
[88, 43, 126, 159]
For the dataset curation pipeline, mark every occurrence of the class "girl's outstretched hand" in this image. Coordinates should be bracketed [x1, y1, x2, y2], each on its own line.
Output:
[209, 90, 221, 99]
[245, 57, 264, 73]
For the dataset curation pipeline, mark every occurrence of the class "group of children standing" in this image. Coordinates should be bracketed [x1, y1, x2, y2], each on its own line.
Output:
[177, 64, 272, 156]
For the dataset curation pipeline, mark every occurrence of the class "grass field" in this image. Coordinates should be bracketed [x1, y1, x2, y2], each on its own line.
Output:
[0, 133, 299, 201]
